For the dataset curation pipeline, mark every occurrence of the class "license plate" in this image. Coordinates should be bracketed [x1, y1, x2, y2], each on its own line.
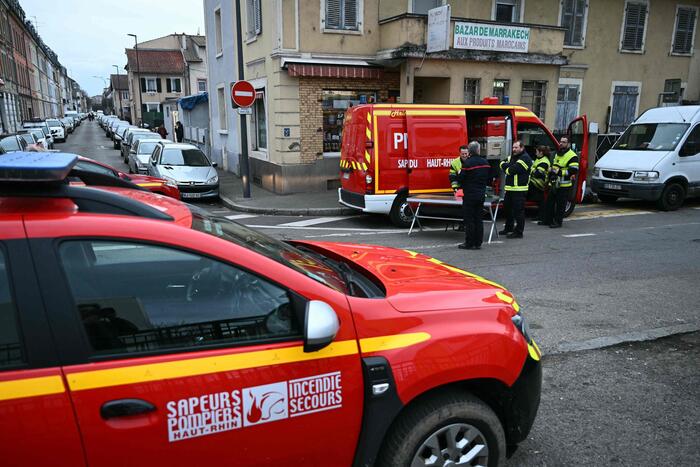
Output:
[182, 192, 202, 198]
[342, 172, 350, 179]
[604, 183, 622, 190]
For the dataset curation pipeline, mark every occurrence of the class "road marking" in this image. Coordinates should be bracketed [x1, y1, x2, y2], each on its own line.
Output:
[225, 214, 258, 220]
[246, 224, 415, 233]
[279, 217, 347, 227]
[568, 209, 653, 220]
[563, 233, 597, 238]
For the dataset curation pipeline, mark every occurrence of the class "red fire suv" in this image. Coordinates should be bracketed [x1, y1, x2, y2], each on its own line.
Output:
[0, 152, 541, 466]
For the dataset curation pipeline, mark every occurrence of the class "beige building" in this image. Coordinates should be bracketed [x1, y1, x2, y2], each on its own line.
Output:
[208, 0, 700, 194]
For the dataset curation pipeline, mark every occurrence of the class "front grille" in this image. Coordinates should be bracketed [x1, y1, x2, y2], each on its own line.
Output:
[340, 189, 365, 208]
[602, 170, 632, 180]
[178, 183, 217, 193]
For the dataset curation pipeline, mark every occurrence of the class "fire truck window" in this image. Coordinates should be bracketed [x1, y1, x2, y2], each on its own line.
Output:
[322, 90, 376, 154]
[58, 241, 301, 356]
[517, 122, 556, 157]
[0, 250, 24, 369]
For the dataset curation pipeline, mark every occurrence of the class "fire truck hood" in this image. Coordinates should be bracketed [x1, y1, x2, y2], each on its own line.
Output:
[295, 241, 512, 312]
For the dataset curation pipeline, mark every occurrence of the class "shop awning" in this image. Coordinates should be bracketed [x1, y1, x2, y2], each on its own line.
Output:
[281, 57, 382, 79]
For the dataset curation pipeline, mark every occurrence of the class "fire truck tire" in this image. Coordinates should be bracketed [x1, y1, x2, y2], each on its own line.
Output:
[563, 200, 575, 218]
[389, 194, 413, 228]
[377, 392, 505, 467]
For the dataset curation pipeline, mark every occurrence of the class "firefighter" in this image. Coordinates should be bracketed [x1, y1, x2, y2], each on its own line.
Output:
[499, 140, 533, 238]
[450, 142, 491, 250]
[541, 136, 579, 228]
[529, 145, 551, 222]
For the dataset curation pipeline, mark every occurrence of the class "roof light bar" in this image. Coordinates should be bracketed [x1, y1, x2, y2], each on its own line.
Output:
[0, 152, 78, 182]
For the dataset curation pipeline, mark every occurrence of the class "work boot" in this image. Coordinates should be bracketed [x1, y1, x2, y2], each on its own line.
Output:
[498, 229, 512, 235]
[549, 223, 562, 229]
[537, 221, 550, 226]
[457, 243, 472, 250]
[507, 232, 523, 239]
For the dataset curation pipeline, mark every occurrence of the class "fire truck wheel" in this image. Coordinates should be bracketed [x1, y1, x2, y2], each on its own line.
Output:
[563, 200, 575, 218]
[378, 392, 505, 467]
[390, 194, 413, 228]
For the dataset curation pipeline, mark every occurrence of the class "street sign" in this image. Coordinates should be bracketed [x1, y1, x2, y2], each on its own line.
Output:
[231, 80, 256, 108]
[237, 107, 252, 115]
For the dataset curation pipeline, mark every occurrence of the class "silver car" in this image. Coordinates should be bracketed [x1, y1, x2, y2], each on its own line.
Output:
[128, 138, 170, 174]
[147, 143, 219, 199]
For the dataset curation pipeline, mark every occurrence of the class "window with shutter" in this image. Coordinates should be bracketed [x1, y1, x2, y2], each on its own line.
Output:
[673, 7, 697, 54]
[325, 0, 359, 31]
[561, 0, 587, 47]
[621, 1, 647, 51]
[412, 0, 442, 15]
[246, 0, 262, 38]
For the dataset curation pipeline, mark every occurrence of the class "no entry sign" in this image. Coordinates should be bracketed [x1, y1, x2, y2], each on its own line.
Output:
[231, 80, 256, 107]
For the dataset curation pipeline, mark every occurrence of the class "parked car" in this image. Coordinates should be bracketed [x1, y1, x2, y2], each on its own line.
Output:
[60, 118, 74, 134]
[128, 138, 171, 174]
[73, 156, 180, 199]
[45, 118, 66, 143]
[17, 128, 48, 150]
[0, 134, 29, 152]
[113, 124, 134, 149]
[0, 151, 541, 467]
[592, 105, 700, 211]
[22, 120, 54, 149]
[120, 128, 152, 161]
[148, 143, 219, 199]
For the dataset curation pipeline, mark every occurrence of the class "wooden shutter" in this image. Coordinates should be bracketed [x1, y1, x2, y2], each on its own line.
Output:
[571, 0, 586, 46]
[254, 0, 262, 35]
[325, 0, 341, 29]
[673, 7, 697, 54]
[156, 78, 162, 93]
[246, 0, 255, 38]
[343, 0, 358, 29]
[166, 78, 172, 93]
[622, 2, 647, 51]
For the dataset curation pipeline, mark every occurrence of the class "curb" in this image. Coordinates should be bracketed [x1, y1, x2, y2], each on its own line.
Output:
[219, 194, 358, 216]
[545, 322, 700, 356]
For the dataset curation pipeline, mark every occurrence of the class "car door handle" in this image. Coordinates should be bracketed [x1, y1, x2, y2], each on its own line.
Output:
[100, 399, 156, 419]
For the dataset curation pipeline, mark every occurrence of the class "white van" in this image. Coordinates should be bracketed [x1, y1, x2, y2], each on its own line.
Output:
[591, 105, 700, 211]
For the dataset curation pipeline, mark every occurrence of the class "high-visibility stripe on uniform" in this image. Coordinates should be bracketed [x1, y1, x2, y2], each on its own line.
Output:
[504, 185, 529, 191]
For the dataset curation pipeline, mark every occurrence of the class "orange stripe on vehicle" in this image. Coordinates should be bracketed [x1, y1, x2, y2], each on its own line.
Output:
[0, 375, 65, 401]
[359, 332, 431, 353]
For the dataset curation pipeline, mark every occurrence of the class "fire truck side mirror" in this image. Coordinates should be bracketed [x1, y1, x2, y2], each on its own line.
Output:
[304, 300, 340, 353]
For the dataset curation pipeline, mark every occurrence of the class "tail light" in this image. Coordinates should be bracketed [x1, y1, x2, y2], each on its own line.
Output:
[365, 174, 373, 185]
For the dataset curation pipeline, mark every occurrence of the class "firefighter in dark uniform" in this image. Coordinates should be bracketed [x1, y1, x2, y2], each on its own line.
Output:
[449, 142, 492, 250]
[498, 140, 533, 238]
[541, 136, 579, 228]
[528, 145, 552, 222]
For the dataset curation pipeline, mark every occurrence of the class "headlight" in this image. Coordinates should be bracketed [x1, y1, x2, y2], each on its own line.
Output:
[593, 167, 600, 177]
[207, 175, 219, 184]
[633, 171, 659, 181]
[163, 177, 178, 187]
[511, 312, 532, 344]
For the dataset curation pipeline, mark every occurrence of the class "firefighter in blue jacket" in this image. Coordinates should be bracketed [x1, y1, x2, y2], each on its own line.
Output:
[499, 140, 533, 238]
[450, 142, 492, 249]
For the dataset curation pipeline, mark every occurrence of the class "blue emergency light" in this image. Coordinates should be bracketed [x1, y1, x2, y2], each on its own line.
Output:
[0, 151, 78, 182]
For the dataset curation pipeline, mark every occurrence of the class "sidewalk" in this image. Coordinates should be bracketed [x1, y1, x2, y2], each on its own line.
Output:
[217, 169, 356, 216]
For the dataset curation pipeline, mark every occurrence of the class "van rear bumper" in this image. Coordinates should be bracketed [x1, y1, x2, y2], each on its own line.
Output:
[338, 188, 396, 214]
[591, 179, 664, 200]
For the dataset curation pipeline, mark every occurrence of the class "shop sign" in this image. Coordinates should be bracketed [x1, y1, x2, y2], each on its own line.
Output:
[427, 5, 451, 53]
[453, 22, 530, 53]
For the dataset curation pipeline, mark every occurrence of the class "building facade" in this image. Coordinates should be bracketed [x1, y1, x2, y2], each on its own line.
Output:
[125, 34, 208, 127]
[205, 0, 700, 194]
[109, 73, 129, 120]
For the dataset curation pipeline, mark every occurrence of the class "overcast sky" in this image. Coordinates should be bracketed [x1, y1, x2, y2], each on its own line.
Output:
[22, 0, 205, 96]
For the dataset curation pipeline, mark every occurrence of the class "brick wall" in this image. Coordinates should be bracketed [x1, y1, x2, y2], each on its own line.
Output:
[298, 73, 400, 164]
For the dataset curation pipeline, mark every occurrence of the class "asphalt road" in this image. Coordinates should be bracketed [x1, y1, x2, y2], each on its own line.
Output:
[67, 121, 700, 465]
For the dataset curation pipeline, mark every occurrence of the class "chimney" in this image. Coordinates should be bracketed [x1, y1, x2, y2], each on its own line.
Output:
[181, 34, 186, 50]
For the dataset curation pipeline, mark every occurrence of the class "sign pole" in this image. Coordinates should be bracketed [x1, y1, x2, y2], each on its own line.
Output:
[234, 0, 251, 198]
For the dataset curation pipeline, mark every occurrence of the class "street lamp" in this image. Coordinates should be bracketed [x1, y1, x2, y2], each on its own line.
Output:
[112, 64, 122, 119]
[128, 33, 143, 127]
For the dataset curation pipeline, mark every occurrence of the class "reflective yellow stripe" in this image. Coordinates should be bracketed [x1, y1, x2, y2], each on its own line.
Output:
[68, 340, 360, 391]
[496, 291, 513, 304]
[0, 375, 65, 401]
[366, 112, 371, 125]
[366, 127, 372, 139]
[528, 340, 541, 361]
[137, 182, 163, 187]
[66, 331, 433, 392]
[365, 150, 371, 163]
[515, 111, 536, 118]
[404, 250, 419, 258]
[504, 186, 529, 192]
[351, 161, 357, 169]
[406, 110, 465, 117]
[359, 332, 431, 353]
[516, 159, 529, 170]
[427, 257, 505, 290]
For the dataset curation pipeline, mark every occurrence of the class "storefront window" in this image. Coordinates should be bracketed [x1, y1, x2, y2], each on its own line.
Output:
[321, 90, 376, 154]
[252, 89, 267, 150]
